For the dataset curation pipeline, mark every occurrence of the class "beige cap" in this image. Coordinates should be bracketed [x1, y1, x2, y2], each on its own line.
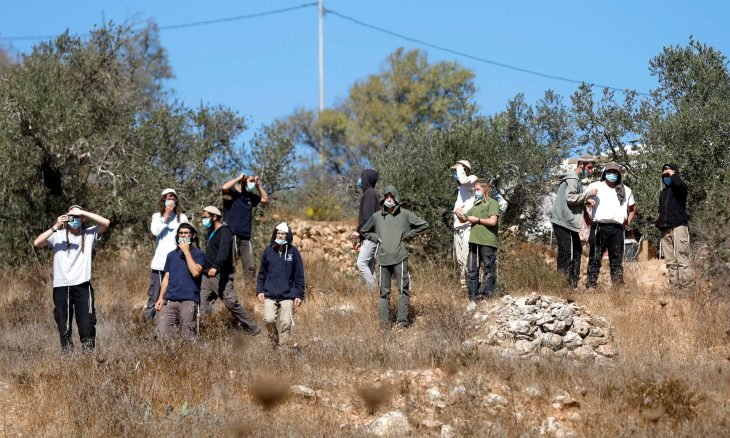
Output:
[450, 160, 471, 170]
[202, 206, 222, 217]
[161, 188, 177, 196]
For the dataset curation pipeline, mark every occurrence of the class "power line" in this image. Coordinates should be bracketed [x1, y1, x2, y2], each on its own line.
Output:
[325, 8, 651, 96]
[0, 3, 318, 42]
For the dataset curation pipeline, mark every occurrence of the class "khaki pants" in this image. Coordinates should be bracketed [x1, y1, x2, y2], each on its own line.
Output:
[453, 227, 471, 288]
[661, 225, 694, 288]
[263, 298, 294, 346]
[156, 300, 197, 340]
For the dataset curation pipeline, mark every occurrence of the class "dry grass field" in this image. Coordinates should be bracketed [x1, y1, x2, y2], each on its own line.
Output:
[0, 239, 728, 437]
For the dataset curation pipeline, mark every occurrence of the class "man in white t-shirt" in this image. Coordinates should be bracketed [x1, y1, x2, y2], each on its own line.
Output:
[33, 205, 110, 351]
[584, 162, 636, 288]
[451, 160, 477, 291]
[145, 188, 189, 321]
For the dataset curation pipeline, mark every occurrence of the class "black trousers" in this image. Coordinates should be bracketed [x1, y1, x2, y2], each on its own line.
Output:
[53, 282, 96, 351]
[553, 224, 582, 288]
[587, 223, 624, 288]
[467, 243, 497, 300]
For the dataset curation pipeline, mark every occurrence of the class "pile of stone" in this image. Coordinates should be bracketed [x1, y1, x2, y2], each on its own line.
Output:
[290, 220, 358, 275]
[465, 294, 618, 363]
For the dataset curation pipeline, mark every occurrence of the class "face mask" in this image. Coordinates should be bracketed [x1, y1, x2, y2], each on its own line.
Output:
[474, 191, 484, 201]
[201, 218, 212, 229]
[274, 238, 287, 245]
[357, 178, 362, 189]
[165, 199, 175, 208]
[663, 177, 672, 186]
[452, 172, 459, 182]
[178, 237, 191, 246]
[246, 182, 256, 193]
[68, 218, 82, 229]
[384, 199, 396, 209]
[605, 173, 619, 183]
[455, 167, 468, 184]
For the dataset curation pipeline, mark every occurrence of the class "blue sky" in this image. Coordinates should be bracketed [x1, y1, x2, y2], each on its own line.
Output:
[2, 1, 728, 135]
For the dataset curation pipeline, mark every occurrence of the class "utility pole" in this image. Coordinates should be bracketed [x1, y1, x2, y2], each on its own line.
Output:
[318, 0, 324, 113]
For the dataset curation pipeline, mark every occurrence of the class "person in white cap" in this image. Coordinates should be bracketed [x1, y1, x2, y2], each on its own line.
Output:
[33, 205, 110, 351]
[256, 222, 305, 348]
[145, 188, 188, 321]
[451, 160, 477, 291]
[199, 206, 260, 335]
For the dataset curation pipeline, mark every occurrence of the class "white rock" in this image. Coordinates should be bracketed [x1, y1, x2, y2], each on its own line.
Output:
[427, 387, 442, 402]
[369, 411, 412, 437]
[290, 385, 317, 398]
[524, 385, 544, 398]
[595, 345, 618, 357]
[467, 301, 477, 312]
[540, 417, 576, 438]
[484, 393, 508, 406]
[562, 332, 583, 350]
[441, 425, 456, 438]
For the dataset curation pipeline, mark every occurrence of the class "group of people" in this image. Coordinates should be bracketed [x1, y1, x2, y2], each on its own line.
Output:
[33, 157, 693, 351]
[549, 157, 692, 290]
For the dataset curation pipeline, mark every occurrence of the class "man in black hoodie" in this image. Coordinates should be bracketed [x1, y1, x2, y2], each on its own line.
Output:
[656, 164, 693, 289]
[351, 169, 380, 289]
[199, 206, 260, 335]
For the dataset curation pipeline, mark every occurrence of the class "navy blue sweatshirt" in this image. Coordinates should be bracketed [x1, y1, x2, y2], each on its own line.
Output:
[256, 226, 305, 300]
[204, 223, 235, 275]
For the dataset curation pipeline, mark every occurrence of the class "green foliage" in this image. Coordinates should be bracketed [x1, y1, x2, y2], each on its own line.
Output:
[0, 24, 247, 262]
[570, 38, 730, 243]
[371, 91, 573, 254]
[284, 48, 477, 173]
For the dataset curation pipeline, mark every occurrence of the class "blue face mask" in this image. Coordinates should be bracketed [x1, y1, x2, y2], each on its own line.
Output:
[246, 182, 256, 192]
[662, 177, 672, 186]
[274, 238, 287, 246]
[68, 218, 82, 229]
[357, 178, 362, 189]
[201, 218, 212, 229]
[474, 191, 484, 201]
[605, 173, 619, 183]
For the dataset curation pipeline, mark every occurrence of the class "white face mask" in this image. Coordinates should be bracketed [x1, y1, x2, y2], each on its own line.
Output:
[165, 199, 176, 208]
[178, 237, 191, 246]
[274, 238, 287, 245]
[384, 199, 396, 209]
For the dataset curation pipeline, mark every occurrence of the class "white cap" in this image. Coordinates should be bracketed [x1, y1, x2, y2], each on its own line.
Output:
[275, 222, 289, 233]
[450, 160, 471, 170]
[203, 206, 222, 217]
[161, 188, 177, 196]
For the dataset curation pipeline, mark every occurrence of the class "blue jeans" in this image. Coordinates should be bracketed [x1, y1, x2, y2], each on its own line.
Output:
[467, 244, 497, 300]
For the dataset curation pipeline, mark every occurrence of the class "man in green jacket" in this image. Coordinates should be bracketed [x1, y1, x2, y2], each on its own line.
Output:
[360, 185, 429, 328]
[549, 156, 598, 288]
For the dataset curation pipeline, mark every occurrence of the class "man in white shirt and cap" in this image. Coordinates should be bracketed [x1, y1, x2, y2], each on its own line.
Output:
[584, 162, 637, 288]
[451, 160, 477, 292]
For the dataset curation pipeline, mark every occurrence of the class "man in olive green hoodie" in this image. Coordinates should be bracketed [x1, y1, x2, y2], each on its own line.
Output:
[360, 185, 429, 328]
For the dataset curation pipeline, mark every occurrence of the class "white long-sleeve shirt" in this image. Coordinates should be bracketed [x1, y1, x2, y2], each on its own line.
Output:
[150, 212, 188, 270]
[453, 174, 477, 229]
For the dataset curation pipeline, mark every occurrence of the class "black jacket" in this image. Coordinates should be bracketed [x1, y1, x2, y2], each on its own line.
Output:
[656, 163, 689, 229]
[204, 223, 235, 275]
[256, 225, 305, 300]
[357, 169, 380, 235]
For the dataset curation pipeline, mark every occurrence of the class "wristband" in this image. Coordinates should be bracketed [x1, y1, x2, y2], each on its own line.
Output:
[52, 226, 58, 232]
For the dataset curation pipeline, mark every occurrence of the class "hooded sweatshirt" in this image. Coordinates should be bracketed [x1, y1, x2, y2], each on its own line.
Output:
[204, 223, 235, 275]
[256, 226, 305, 300]
[550, 168, 593, 232]
[656, 163, 689, 229]
[360, 184, 430, 266]
[357, 169, 380, 235]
